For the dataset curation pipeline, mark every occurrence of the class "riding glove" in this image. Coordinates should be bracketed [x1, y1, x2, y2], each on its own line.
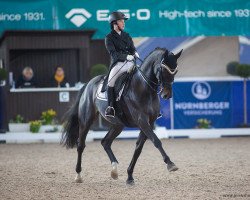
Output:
[126, 55, 134, 61]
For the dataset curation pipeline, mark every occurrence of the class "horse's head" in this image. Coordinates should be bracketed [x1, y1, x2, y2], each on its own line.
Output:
[156, 49, 182, 99]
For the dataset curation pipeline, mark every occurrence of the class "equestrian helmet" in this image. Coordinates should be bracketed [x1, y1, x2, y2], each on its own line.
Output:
[109, 11, 128, 24]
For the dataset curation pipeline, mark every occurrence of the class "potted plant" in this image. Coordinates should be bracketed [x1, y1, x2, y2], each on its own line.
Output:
[39, 109, 59, 132]
[227, 61, 250, 127]
[196, 118, 212, 129]
[8, 114, 30, 132]
[0, 68, 7, 87]
[236, 64, 250, 127]
[227, 62, 250, 127]
[30, 120, 42, 133]
[226, 61, 239, 76]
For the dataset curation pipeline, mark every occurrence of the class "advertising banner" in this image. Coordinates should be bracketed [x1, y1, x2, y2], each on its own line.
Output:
[0, 0, 249, 38]
[173, 81, 232, 129]
[230, 80, 250, 127]
[156, 98, 171, 129]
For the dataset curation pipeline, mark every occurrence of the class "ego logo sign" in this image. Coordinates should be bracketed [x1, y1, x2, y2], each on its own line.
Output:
[97, 9, 151, 21]
[65, 8, 151, 27]
[65, 8, 92, 27]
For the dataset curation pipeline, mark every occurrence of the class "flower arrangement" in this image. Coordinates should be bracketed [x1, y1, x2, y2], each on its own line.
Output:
[196, 118, 211, 129]
[30, 120, 42, 133]
[41, 109, 57, 125]
[9, 114, 25, 123]
[9, 114, 30, 132]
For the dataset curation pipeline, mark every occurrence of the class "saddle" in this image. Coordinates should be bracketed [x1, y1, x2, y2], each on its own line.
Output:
[97, 68, 136, 100]
[96, 68, 137, 123]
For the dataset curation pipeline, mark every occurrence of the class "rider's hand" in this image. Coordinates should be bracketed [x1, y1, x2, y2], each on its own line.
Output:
[126, 55, 135, 61]
[134, 52, 140, 58]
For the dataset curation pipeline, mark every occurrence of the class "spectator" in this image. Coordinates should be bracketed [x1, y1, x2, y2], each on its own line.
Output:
[51, 66, 69, 87]
[16, 67, 37, 88]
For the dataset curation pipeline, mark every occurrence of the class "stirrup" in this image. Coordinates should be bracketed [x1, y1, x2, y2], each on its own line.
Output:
[105, 106, 115, 117]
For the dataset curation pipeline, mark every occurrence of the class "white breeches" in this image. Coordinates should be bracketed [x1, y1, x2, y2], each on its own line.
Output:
[108, 61, 134, 87]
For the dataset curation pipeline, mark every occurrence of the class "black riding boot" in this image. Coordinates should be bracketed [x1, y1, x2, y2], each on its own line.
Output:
[105, 87, 115, 117]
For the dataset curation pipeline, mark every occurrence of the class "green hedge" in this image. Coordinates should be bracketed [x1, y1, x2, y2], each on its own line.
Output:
[90, 64, 108, 78]
[226, 61, 239, 76]
[0, 68, 7, 81]
[236, 64, 250, 78]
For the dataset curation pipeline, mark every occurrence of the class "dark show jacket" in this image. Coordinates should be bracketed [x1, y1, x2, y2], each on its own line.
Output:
[105, 30, 136, 69]
[16, 76, 37, 88]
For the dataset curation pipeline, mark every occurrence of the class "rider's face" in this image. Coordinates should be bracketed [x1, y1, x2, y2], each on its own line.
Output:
[116, 19, 125, 30]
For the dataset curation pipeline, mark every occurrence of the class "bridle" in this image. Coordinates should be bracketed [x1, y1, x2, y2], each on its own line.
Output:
[157, 58, 178, 88]
[160, 58, 178, 75]
[136, 54, 178, 92]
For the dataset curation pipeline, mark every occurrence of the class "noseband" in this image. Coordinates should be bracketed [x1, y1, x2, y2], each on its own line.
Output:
[160, 58, 178, 75]
[156, 58, 178, 88]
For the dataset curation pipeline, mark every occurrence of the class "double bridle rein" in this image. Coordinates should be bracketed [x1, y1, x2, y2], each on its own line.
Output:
[136, 55, 178, 92]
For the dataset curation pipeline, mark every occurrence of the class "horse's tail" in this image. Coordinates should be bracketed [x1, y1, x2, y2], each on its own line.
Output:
[61, 84, 87, 148]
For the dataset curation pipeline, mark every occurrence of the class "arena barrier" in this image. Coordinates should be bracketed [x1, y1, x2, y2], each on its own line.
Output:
[1, 127, 250, 144]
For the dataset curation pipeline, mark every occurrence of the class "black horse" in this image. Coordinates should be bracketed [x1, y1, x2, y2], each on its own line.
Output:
[61, 47, 182, 185]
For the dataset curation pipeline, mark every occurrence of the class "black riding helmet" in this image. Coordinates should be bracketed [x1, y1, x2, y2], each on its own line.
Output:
[109, 11, 128, 24]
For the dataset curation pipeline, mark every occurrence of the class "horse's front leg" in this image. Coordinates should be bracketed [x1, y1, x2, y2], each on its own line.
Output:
[101, 125, 124, 180]
[127, 131, 147, 185]
[138, 119, 178, 172]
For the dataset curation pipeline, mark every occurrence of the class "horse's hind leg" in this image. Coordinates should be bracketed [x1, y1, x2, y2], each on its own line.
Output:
[75, 124, 89, 183]
[127, 131, 147, 185]
[101, 125, 124, 180]
[75, 113, 96, 183]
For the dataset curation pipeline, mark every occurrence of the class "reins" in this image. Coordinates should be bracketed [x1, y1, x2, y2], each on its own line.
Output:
[135, 62, 160, 92]
[135, 56, 167, 93]
[104, 52, 177, 94]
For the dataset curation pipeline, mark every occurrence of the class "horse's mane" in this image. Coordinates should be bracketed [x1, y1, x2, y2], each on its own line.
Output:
[155, 47, 167, 51]
[142, 47, 167, 65]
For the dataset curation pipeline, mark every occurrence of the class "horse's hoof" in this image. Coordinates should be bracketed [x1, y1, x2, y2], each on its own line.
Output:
[167, 163, 179, 172]
[126, 179, 135, 186]
[111, 162, 118, 180]
[75, 173, 83, 183]
[111, 169, 118, 180]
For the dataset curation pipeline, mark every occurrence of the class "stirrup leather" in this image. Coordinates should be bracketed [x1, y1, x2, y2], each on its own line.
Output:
[105, 106, 115, 117]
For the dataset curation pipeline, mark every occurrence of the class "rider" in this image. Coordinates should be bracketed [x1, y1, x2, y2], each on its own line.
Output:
[105, 11, 139, 117]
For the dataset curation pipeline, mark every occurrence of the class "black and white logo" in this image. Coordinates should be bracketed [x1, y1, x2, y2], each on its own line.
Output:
[59, 92, 70, 102]
[191, 81, 211, 100]
[65, 8, 92, 27]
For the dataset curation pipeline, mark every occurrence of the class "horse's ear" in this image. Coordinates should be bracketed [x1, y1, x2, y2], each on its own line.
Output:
[175, 49, 183, 59]
[163, 49, 169, 58]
